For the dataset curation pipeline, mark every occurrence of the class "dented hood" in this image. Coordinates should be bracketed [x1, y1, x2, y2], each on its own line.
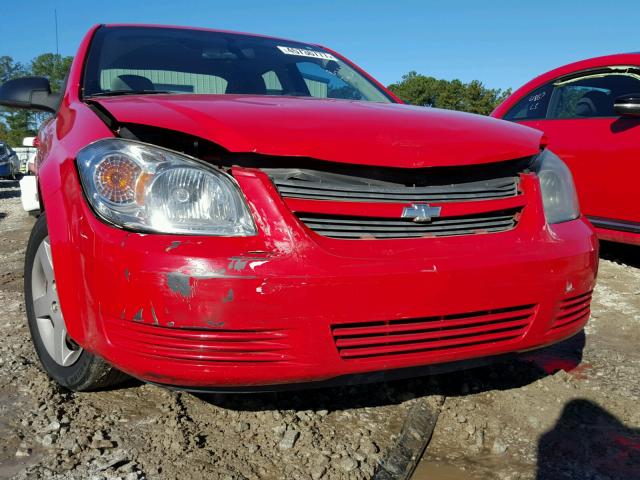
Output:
[93, 95, 543, 167]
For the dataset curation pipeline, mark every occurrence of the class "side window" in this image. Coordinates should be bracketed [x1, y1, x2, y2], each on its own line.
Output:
[262, 71, 284, 95]
[546, 71, 640, 119]
[504, 84, 553, 121]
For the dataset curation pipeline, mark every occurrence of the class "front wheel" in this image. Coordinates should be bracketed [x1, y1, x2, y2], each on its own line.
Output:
[24, 214, 127, 391]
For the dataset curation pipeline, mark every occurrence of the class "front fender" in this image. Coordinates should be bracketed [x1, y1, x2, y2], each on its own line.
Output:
[38, 99, 114, 346]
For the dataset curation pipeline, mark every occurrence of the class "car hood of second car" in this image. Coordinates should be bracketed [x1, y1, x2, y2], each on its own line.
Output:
[92, 94, 543, 168]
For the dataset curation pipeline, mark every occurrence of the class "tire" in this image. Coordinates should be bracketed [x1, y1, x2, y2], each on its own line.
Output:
[24, 214, 128, 391]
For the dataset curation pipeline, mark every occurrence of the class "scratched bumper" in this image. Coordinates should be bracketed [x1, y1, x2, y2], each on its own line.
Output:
[44, 161, 599, 388]
[58, 197, 598, 387]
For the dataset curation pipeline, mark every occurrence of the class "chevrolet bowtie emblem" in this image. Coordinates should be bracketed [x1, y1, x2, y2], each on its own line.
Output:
[401, 204, 442, 223]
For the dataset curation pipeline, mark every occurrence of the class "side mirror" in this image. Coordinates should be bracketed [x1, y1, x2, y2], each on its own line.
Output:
[613, 94, 640, 117]
[0, 76, 60, 113]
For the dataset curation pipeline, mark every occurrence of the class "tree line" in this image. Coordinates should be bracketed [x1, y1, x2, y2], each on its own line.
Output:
[387, 71, 511, 114]
[0, 54, 72, 146]
[0, 55, 510, 147]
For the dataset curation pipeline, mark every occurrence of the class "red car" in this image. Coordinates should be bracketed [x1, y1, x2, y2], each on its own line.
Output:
[0, 25, 598, 391]
[492, 53, 640, 246]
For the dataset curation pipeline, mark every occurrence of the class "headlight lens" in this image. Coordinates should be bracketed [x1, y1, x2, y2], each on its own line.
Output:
[77, 138, 256, 236]
[534, 149, 580, 224]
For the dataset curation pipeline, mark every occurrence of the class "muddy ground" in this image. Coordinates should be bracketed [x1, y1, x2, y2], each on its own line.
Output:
[0, 178, 638, 480]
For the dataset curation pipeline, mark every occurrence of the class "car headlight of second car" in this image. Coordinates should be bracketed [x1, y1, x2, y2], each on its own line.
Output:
[76, 138, 256, 236]
[533, 149, 580, 225]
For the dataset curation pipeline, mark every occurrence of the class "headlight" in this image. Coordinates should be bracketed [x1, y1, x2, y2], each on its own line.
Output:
[76, 138, 256, 236]
[533, 149, 580, 224]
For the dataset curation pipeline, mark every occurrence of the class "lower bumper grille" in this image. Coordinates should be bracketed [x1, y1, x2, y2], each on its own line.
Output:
[107, 321, 291, 364]
[331, 304, 536, 360]
[298, 208, 521, 239]
[550, 290, 592, 331]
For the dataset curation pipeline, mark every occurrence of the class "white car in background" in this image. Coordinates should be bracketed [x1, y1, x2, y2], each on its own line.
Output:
[13, 136, 37, 175]
[16, 137, 39, 212]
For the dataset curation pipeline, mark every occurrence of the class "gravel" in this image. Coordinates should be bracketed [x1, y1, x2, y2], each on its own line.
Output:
[415, 244, 640, 480]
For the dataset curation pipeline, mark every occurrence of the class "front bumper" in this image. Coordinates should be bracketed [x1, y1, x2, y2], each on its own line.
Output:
[51, 164, 598, 388]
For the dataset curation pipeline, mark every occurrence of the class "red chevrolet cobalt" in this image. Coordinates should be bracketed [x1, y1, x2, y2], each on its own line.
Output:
[0, 25, 598, 391]
[493, 54, 640, 246]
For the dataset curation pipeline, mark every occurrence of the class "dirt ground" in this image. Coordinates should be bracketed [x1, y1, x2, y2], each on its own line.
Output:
[0, 178, 638, 480]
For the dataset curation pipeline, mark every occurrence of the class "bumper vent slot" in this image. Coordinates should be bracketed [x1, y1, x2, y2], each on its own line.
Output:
[297, 209, 520, 239]
[331, 304, 536, 360]
[107, 321, 291, 364]
[550, 290, 592, 331]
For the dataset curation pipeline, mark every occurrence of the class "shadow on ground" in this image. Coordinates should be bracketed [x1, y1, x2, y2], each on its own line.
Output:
[196, 332, 585, 412]
[537, 399, 640, 480]
[600, 240, 640, 269]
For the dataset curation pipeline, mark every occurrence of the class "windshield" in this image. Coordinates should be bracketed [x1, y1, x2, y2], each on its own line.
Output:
[82, 26, 394, 103]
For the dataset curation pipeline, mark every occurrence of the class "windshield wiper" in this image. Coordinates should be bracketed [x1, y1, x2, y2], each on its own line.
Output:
[86, 90, 177, 98]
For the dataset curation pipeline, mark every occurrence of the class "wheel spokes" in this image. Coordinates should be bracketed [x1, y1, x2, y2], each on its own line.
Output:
[33, 293, 51, 318]
[30, 235, 82, 367]
[36, 240, 54, 285]
[52, 311, 71, 365]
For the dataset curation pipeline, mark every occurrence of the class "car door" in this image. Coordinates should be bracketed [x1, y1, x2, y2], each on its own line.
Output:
[503, 68, 640, 229]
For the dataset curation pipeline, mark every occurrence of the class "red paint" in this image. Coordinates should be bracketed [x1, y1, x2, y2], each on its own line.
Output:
[527, 354, 592, 379]
[492, 53, 640, 246]
[35, 25, 598, 388]
[94, 95, 542, 168]
[593, 226, 640, 246]
[614, 435, 640, 452]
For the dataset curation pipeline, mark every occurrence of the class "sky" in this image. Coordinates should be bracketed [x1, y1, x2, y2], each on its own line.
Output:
[2, 0, 639, 91]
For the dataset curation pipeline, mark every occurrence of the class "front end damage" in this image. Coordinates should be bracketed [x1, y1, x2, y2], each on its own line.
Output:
[51, 125, 598, 387]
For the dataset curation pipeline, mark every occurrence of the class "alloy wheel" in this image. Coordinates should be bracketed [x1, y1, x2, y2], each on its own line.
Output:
[30, 236, 82, 366]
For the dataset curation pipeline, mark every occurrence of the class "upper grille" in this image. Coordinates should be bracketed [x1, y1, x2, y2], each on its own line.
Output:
[332, 304, 536, 360]
[268, 169, 520, 203]
[297, 209, 520, 239]
[550, 290, 592, 332]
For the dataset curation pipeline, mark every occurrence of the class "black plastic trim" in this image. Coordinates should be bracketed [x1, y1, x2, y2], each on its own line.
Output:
[588, 216, 640, 234]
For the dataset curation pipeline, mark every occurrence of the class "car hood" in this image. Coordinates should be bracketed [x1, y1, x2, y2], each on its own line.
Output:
[93, 95, 543, 168]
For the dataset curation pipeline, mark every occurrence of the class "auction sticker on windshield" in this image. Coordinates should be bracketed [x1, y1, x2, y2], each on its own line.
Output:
[277, 46, 337, 61]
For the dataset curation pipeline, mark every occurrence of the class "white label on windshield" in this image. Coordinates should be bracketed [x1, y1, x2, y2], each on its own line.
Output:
[277, 46, 337, 61]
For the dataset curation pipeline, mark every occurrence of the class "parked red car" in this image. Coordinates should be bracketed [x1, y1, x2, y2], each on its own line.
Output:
[0, 25, 598, 391]
[492, 53, 640, 246]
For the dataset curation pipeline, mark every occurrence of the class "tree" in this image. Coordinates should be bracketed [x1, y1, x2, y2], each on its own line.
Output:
[3, 110, 35, 147]
[29, 54, 74, 130]
[0, 53, 74, 146]
[0, 56, 33, 146]
[30, 53, 73, 93]
[388, 71, 511, 115]
[0, 55, 28, 84]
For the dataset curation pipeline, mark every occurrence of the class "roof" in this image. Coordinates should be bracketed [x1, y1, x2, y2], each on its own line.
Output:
[100, 23, 320, 49]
